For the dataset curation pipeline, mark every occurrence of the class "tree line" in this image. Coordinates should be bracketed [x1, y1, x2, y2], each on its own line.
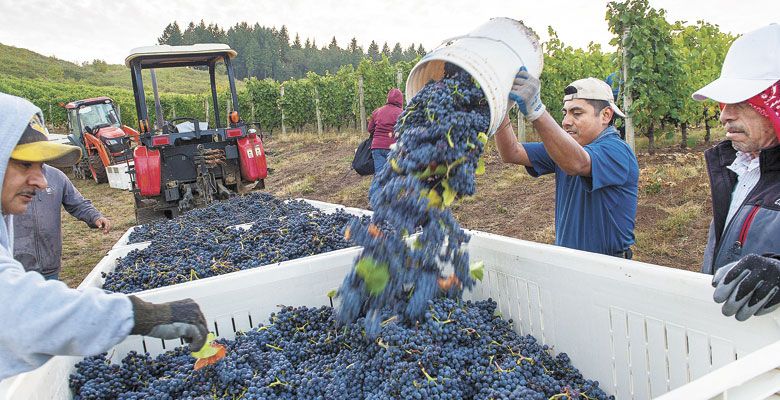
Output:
[157, 20, 427, 82]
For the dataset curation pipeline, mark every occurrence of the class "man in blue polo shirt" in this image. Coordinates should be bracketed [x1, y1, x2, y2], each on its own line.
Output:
[495, 72, 639, 258]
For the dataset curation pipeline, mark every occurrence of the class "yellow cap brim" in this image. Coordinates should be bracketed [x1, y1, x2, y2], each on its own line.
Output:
[11, 141, 82, 168]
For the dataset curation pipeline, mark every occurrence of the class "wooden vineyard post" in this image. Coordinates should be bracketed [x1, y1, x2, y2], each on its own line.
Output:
[204, 99, 210, 126]
[280, 85, 287, 135]
[396, 69, 403, 89]
[314, 86, 323, 135]
[622, 29, 635, 153]
[251, 102, 256, 124]
[358, 75, 366, 133]
[226, 97, 232, 126]
[516, 106, 526, 143]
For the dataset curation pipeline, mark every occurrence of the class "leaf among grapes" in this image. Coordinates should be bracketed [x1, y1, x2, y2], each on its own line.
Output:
[355, 257, 390, 295]
[475, 158, 485, 175]
[441, 180, 456, 207]
[470, 261, 485, 281]
[191, 333, 227, 371]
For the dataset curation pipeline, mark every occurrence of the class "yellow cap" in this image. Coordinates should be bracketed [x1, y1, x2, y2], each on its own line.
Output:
[11, 114, 82, 168]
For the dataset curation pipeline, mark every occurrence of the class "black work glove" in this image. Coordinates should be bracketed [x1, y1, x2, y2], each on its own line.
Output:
[129, 296, 209, 350]
[712, 254, 780, 321]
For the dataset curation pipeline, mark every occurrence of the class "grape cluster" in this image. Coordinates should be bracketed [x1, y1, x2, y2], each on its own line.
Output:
[70, 299, 612, 400]
[337, 64, 490, 329]
[103, 194, 362, 293]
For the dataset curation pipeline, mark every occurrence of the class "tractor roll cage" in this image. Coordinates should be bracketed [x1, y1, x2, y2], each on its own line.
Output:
[126, 44, 241, 142]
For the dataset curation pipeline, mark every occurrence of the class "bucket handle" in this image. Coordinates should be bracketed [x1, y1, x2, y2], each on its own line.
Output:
[434, 35, 528, 66]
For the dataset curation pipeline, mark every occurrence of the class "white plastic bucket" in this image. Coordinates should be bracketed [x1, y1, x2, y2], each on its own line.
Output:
[405, 17, 543, 136]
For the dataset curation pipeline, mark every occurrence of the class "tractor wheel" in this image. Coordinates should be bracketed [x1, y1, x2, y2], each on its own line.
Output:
[88, 153, 108, 184]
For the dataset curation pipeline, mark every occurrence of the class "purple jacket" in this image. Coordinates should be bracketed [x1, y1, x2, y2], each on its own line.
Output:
[368, 88, 403, 150]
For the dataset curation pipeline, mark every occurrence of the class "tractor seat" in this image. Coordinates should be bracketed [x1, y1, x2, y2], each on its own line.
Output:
[175, 121, 208, 133]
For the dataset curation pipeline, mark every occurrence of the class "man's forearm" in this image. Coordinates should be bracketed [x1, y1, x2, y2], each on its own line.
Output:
[532, 112, 591, 176]
[494, 116, 531, 166]
[64, 200, 102, 228]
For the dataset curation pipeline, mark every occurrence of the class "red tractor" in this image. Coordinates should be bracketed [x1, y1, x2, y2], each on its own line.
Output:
[126, 44, 268, 223]
[62, 97, 139, 183]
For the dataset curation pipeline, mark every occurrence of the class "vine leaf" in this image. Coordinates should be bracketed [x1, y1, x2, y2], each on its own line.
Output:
[355, 256, 389, 295]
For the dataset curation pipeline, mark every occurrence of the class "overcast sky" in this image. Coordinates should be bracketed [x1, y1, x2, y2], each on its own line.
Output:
[0, 0, 776, 65]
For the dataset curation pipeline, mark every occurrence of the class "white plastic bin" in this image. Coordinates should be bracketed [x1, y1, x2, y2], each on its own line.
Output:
[4, 231, 779, 399]
[106, 163, 132, 190]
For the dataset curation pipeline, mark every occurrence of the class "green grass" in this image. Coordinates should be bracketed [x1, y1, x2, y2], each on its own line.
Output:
[0, 42, 244, 94]
[59, 170, 135, 287]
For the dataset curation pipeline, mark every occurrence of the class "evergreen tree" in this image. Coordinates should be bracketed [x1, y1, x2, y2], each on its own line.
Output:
[403, 44, 417, 61]
[390, 43, 404, 63]
[381, 42, 391, 58]
[367, 41, 381, 61]
[158, 22, 183, 45]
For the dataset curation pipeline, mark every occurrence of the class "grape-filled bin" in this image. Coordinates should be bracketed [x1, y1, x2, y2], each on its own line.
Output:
[110, 198, 372, 249]
[79, 198, 373, 292]
[2, 231, 779, 399]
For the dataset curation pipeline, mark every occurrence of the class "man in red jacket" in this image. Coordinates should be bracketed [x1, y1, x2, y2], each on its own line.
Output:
[368, 88, 404, 174]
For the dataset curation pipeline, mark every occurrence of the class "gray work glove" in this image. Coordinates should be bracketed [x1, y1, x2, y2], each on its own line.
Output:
[712, 254, 780, 321]
[508, 66, 546, 122]
[129, 296, 209, 350]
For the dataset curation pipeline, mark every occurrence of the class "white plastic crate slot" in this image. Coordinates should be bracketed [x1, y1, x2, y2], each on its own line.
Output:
[514, 276, 532, 336]
[527, 281, 545, 343]
[610, 307, 632, 399]
[504, 277, 522, 335]
[497, 273, 511, 325]
[710, 336, 737, 370]
[142, 336, 165, 355]
[628, 311, 652, 399]
[646, 317, 670, 397]
[687, 329, 712, 381]
[665, 323, 688, 389]
[233, 310, 253, 334]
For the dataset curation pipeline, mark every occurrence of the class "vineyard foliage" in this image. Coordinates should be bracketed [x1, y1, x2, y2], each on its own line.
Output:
[0, 55, 414, 134]
[540, 28, 615, 123]
[608, 0, 734, 151]
[1, 6, 737, 143]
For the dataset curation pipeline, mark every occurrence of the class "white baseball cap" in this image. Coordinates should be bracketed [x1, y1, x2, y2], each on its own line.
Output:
[563, 77, 626, 118]
[693, 23, 780, 104]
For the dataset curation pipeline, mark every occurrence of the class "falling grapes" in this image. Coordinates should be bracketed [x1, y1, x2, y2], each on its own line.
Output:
[336, 64, 490, 330]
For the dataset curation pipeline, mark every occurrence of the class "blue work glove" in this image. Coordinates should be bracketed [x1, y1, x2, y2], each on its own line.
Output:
[508, 66, 546, 122]
[712, 254, 780, 321]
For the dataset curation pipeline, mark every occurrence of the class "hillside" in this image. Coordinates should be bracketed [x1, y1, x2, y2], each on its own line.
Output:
[0, 42, 243, 94]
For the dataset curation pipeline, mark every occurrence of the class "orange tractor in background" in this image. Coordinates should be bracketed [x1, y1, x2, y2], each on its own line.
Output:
[62, 97, 139, 183]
